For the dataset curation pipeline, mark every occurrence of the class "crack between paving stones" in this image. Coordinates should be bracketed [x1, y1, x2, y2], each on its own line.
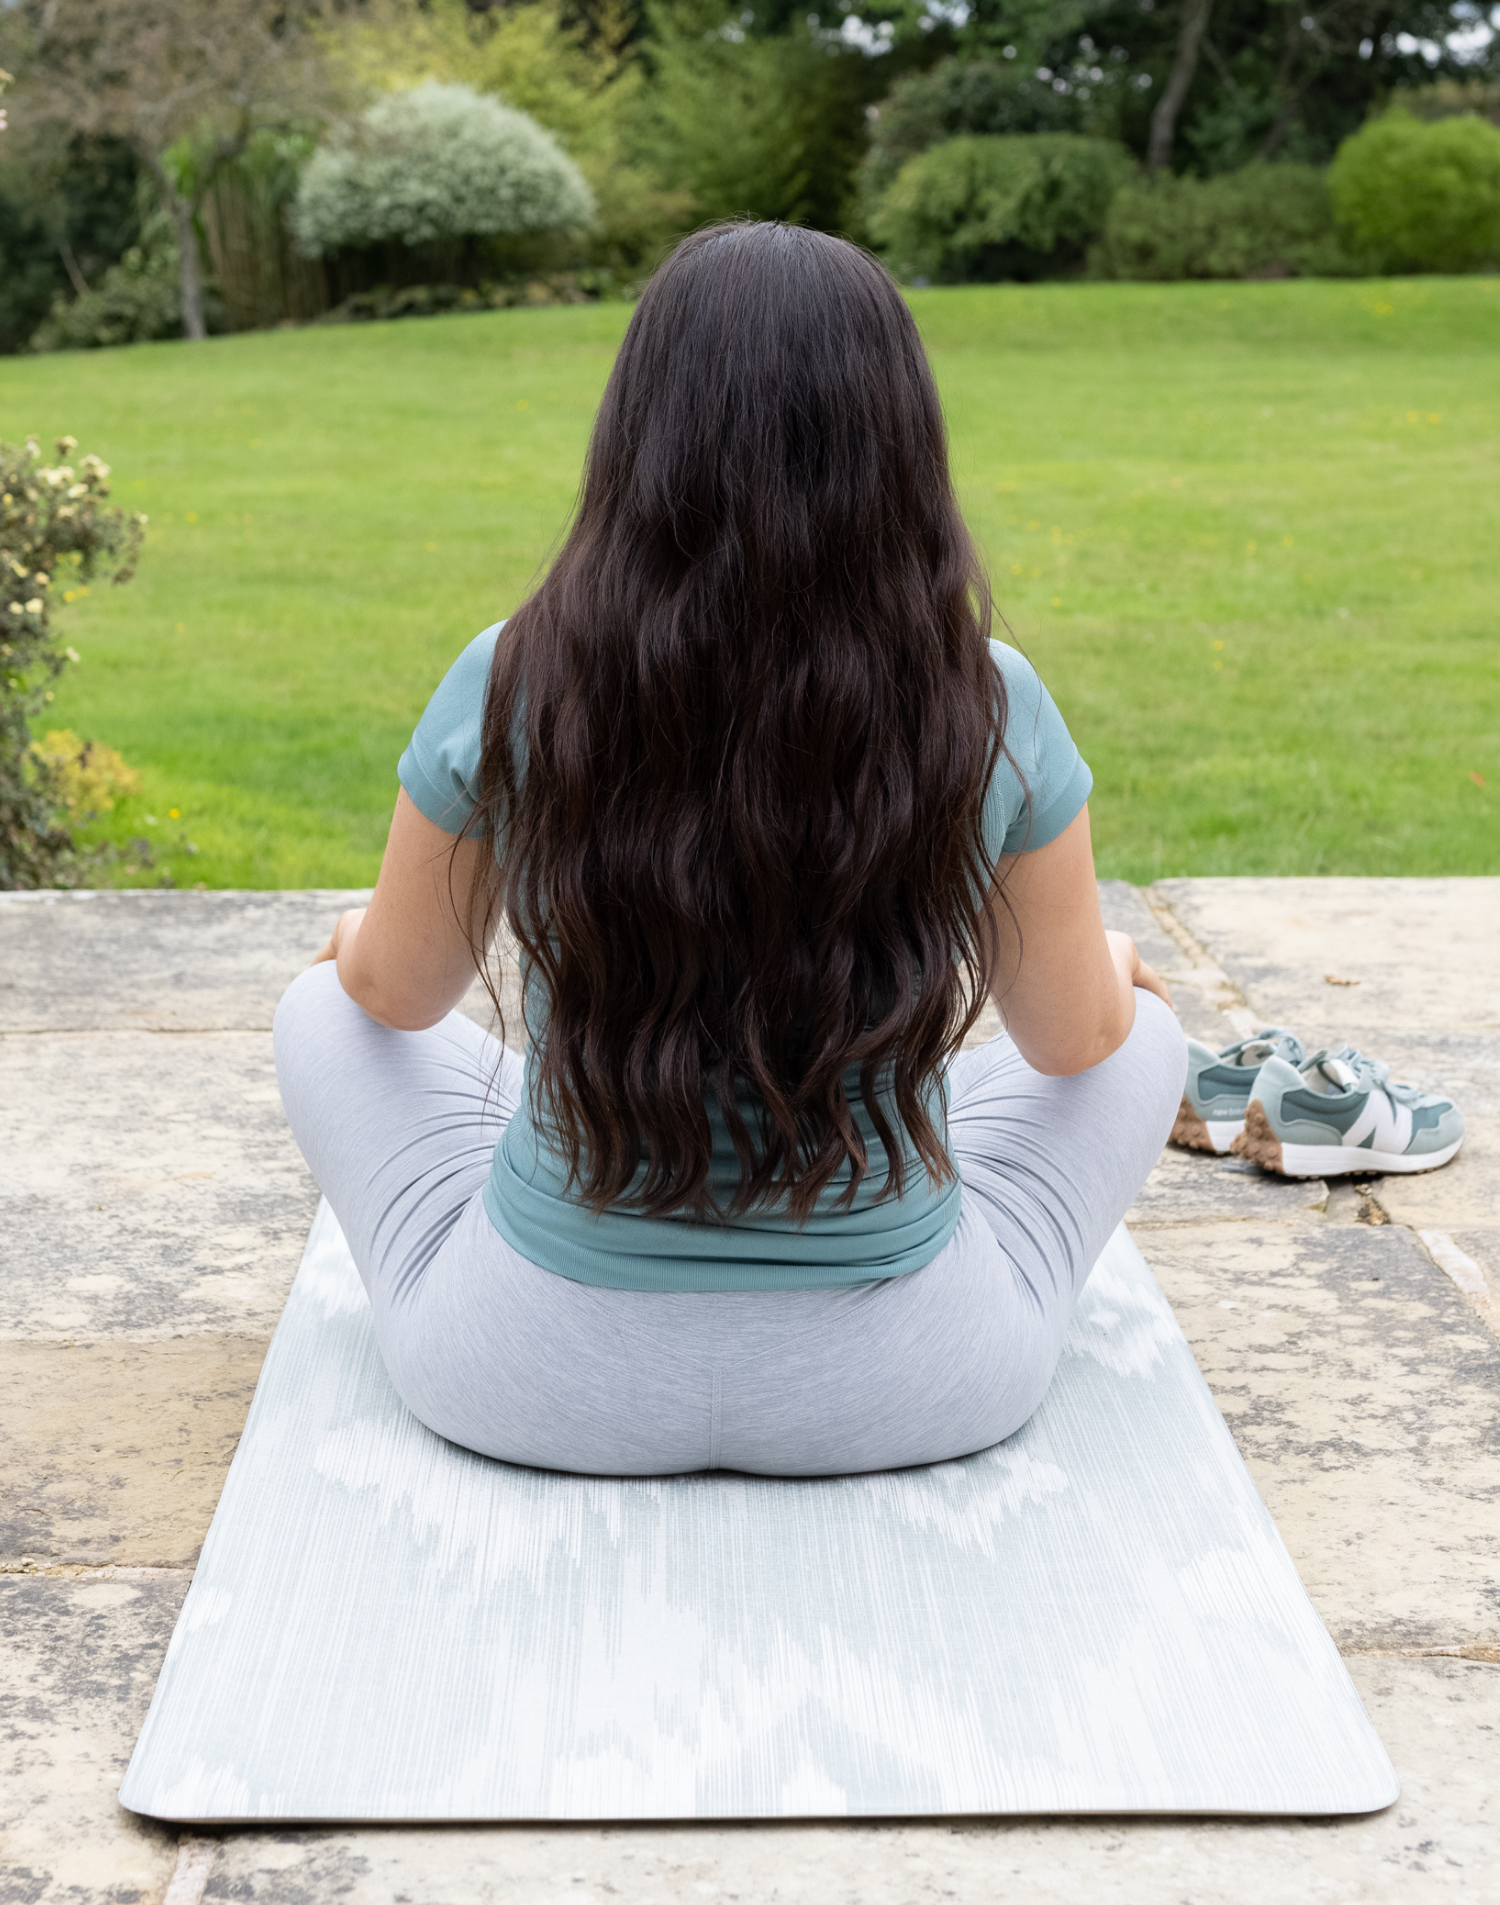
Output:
[163, 1835, 219, 1905]
[0, 1024, 274, 1037]
[1142, 884, 1259, 1036]
[2, 1562, 195, 1579]
[1342, 1645, 1500, 1664]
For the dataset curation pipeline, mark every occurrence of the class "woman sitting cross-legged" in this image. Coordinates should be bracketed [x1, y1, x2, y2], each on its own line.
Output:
[274, 221, 1187, 1479]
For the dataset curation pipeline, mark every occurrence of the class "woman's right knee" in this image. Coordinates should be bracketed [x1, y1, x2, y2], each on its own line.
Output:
[1119, 989, 1189, 1131]
[273, 962, 366, 1144]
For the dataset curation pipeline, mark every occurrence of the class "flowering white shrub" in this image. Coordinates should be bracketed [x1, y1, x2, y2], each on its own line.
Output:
[291, 80, 594, 255]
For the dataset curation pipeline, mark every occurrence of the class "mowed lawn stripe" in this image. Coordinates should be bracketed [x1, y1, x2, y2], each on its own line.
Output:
[2, 277, 1495, 886]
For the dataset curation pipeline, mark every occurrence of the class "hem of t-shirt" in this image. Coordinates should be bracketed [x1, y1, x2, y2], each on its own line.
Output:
[480, 1175, 964, 1291]
[396, 743, 478, 836]
[1008, 756, 1093, 855]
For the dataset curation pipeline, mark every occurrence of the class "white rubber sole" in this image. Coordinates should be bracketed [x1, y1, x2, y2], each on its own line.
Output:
[1202, 1119, 1243, 1155]
[1278, 1137, 1464, 1178]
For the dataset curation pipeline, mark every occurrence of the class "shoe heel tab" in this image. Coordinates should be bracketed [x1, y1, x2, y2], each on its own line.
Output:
[1255, 1053, 1305, 1092]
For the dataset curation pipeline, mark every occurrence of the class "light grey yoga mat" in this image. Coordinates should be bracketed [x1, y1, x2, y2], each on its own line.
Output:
[121, 1201, 1396, 1823]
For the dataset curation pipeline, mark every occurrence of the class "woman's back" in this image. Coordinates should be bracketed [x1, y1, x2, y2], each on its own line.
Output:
[399, 622, 1091, 1288]
[274, 219, 1185, 1478]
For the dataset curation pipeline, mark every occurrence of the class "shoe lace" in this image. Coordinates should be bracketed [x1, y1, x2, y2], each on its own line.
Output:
[1312, 1046, 1424, 1105]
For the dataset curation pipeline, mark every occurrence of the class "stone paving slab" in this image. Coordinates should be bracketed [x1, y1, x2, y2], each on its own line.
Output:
[1356, 1033, 1500, 1232]
[0, 1574, 184, 1905]
[1153, 878, 1498, 1038]
[192, 1656, 1496, 1903]
[1, 1338, 268, 1569]
[1127, 1146, 1329, 1228]
[2, 1577, 1494, 1904]
[1137, 1223, 1500, 1651]
[0, 885, 1211, 1050]
[1100, 880, 1232, 1044]
[0, 1032, 317, 1340]
[4, 878, 1493, 1902]
[0, 890, 372, 1034]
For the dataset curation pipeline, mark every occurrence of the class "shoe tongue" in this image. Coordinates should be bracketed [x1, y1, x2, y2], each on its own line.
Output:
[1227, 1026, 1304, 1068]
[1304, 1045, 1373, 1093]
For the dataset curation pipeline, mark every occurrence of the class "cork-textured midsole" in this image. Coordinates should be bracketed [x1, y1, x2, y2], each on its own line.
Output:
[1171, 1099, 1241, 1154]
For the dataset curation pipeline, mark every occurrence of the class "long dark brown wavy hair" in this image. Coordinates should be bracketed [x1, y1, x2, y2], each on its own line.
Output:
[466, 221, 1008, 1224]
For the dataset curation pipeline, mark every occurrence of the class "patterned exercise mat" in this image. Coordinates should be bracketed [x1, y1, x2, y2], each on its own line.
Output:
[121, 1202, 1396, 1821]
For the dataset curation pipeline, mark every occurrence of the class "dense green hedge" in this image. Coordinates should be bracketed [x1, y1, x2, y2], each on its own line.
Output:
[868, 114, 1500, 286]
[871, 134, 1133, 283]
[1093, 164, 1357, 282]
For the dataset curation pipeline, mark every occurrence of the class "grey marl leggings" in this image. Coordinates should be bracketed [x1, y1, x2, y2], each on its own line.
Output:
[274, 962, 1185, 1478]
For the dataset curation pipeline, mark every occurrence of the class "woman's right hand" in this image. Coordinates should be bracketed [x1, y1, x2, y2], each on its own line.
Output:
[1106, 930, 1174, 1011]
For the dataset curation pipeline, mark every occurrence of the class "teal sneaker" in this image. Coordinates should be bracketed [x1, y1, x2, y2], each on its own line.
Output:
[1233, 1047, 1465, 1178]
[1172, 1028, 1307, 1155]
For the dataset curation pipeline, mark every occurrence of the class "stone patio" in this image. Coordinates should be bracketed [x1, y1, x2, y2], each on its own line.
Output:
[2, 879, 1496, 1903]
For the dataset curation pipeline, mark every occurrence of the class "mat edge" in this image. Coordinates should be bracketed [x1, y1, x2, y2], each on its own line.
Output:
[116, 1210, 1402, 1827]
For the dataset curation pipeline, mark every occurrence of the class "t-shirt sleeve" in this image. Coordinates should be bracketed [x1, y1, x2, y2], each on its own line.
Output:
[981, 640, 1093, 859]
[397, 623, 503, 834]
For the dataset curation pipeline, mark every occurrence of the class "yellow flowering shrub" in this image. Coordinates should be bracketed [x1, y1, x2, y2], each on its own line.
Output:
[28, 730, 142, 818]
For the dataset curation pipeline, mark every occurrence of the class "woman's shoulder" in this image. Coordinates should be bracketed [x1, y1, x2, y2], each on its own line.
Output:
[986, 637, 1046, 706]
[420, 621, 507, 731]
[449, 620, 506, 688]
[397, 622, 507, 833]
[981, 637, 1093, 856]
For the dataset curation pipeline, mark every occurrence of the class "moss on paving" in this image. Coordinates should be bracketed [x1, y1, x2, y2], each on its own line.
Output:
[2, 276, 1496, 888]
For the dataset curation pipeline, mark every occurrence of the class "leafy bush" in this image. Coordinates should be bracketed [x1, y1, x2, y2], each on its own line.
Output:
[1, 435, 144, 887]
[1329, 111, 1500, 274]
[322, 272, 604, 322]
[861, 57, 1091, 206]
[29, 227, 187, 350]
[292, 79, 594, 256]
[1093, 165, 1357, 281]
[871, 134, 1134, 284]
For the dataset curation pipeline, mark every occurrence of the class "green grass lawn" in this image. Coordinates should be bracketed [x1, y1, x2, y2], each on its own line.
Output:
[3, 275, 1497, 888]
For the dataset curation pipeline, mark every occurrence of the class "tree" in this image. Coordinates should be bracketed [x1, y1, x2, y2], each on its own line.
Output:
[638, 0, 903, 232]
[949, 0, 1499, 174]
[1149, 0, 1213, 172]
[2, 0, 333, 340]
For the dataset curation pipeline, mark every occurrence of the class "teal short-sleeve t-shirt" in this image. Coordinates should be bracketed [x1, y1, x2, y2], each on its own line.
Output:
[398, 626, 1092, 1291]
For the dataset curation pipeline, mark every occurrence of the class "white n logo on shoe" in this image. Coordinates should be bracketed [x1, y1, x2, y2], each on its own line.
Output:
[1342, 1092, 1412, 1155]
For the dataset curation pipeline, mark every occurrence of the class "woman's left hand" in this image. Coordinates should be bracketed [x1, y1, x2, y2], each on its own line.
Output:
[312, 907, 368, 967]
